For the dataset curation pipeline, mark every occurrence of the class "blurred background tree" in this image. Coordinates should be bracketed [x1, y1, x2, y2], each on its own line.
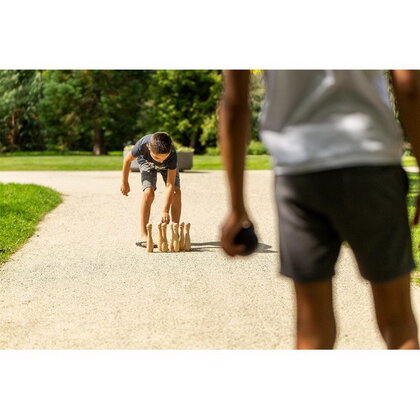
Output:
[142, 70, 223, 153]
[0, 69, 265, 154]
[39, 70, 152, 155]
[0, 70, 43, 152]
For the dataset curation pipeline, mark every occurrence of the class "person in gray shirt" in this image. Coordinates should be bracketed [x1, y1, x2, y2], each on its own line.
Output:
[220, 70, 419, 349]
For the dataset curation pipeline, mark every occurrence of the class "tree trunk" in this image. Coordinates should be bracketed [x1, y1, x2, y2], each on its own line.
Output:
[189, 132, 198, 150]
[6, 111, 20, 151]
[92, 126, 107, 155]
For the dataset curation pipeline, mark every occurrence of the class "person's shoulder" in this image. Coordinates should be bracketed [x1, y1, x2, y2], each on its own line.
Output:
[131, 134, 151, 156]
[133, 134, 152, 147]
[140, 134, 153, 144]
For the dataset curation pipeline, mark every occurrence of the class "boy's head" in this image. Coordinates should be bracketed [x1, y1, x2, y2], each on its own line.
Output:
[147, 132, 173, 162]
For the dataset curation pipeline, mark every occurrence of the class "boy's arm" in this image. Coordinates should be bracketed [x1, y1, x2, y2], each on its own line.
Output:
[390, 70, 420, 224]
[219, 70, 251, 256]
[120, 152, 136, 196]
[162, 168, 177, 223]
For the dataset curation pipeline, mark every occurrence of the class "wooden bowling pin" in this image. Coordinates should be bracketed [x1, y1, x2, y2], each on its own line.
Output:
[173, 222, 180, 252]
[169, 224, 175, 252]
[184, 223, 191, 251]
[161, 223, 168, 252]
[179, 222, 185, 251]
[146, 223, 154, 252]
[158, 223, 163, 251]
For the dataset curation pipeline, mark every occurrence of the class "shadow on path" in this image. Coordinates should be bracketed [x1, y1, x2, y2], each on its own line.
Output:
[180, 170, 212, 174]
[190, 241, 277, 254]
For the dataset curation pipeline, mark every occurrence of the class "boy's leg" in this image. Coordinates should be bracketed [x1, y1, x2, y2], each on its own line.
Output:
[294, 279, 337, 349]
[139, 187, 155, 240]
[370, 273, 419, 349]
[161, 169, 181, 222]
[171, 186, 181, 222]
[140, 164, 157, 240]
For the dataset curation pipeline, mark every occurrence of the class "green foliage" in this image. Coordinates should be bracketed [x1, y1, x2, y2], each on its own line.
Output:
[250, 71, 265, 142]
[247, 140, 267, 155]
[406, 172, 420, 274]
[205, 146, 220, 156]
[0, 182, 61, 263]
[38, 71, 84, 151]
[39, 70, 152, 154]
[0, 70, 44, 152]
[143, 70, 223, 153]
[0, 70, 264, 154]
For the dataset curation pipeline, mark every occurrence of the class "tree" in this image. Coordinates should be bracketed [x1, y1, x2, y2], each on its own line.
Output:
[0, 70, 43, 152]
[249, 70, 265, 142]
[39, 70, 152, 154]
[143, 70, 223, 153]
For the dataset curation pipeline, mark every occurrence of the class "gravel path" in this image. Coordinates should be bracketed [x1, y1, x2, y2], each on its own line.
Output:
[0, 170, 419, 349]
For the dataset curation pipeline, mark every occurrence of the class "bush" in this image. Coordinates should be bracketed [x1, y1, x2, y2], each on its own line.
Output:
[247, 140, 267, 155]
[205, 142, 267, 156]
[205, 146, 220, 156]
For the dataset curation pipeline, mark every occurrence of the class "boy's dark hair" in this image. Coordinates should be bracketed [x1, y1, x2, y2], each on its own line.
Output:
[150, 132, 173, 155]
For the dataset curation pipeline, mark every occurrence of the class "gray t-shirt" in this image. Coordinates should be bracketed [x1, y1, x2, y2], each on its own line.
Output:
[259, 70, 404, 175]
[131, 134, 177, 170]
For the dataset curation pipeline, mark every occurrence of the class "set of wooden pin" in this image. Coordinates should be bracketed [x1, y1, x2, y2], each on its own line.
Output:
[146, 222, 191, 253]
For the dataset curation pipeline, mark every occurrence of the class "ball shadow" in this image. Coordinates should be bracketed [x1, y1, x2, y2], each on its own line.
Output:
[190, 241, 277, 253]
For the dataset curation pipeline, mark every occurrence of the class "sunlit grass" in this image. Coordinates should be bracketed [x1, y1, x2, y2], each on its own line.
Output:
[0, 183, 62, 264]
[0, 152, 272, 171]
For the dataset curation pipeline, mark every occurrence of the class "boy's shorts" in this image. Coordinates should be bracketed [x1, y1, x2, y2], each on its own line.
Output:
[274, 165, 416, 284]
[140, 162, 180, 191]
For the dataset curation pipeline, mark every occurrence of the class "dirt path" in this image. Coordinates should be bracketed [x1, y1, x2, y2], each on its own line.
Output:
[0, 170, 419, 349]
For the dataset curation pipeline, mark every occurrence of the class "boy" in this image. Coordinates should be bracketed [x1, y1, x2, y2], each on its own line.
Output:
[120, 132, 181, 248]
[219, 70, 419, 349]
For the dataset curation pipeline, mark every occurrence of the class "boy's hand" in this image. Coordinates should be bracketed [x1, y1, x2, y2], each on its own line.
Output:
[120, 182, 130, 196]
[161, 211, 170, 223]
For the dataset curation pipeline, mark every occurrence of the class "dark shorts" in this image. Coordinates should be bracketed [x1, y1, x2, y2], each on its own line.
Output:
[140, 162, 180, 191]
[274, 165, 415, 283]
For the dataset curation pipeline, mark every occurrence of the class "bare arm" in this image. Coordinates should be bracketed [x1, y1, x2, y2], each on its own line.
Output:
[219, 70, 251, 256]
[391, 70, 420, 224]
[120, 152, 136, 196]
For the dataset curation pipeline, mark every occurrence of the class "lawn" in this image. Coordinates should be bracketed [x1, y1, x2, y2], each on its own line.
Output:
[0, 183, 62, 264]
[0, 152, 123, 171]
[1, 152, 416, 172]
[194, 155, 272, 170]
[0, 151, 272, 171]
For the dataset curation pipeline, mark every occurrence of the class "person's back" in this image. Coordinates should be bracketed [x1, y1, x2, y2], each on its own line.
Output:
[260, 70, 403, 174]
[219, 70, 419, 349]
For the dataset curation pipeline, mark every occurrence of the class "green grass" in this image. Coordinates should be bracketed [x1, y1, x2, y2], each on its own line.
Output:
[0, 151, 272, 171]
[0, 183, 62, 264]
[193, 154, 271, 170]
[0, 151, 417, 171]
[0, 152, 124, 171]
